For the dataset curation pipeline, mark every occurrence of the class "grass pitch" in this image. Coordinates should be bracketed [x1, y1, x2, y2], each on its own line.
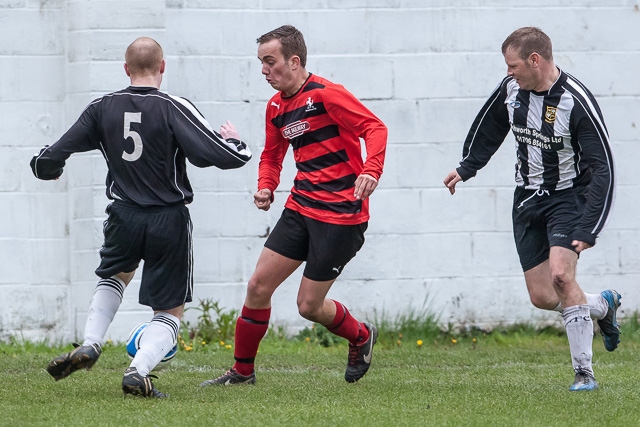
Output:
[1, 323, 639, 427]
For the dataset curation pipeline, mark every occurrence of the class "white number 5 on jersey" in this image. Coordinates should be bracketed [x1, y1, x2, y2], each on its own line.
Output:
[122, 112, 143, 161]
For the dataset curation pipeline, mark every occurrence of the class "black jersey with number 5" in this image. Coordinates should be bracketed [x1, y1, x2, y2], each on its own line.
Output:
[31, 86, 252, 207]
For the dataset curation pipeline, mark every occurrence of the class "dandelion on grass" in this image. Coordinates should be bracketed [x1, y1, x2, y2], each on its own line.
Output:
[416, 340, 423, 347]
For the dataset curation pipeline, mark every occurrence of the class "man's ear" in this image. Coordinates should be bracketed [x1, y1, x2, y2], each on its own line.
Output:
[124, 63, 131, 77]
[529, 52, 540, 68]
[159, 59, 166, 74]
[289, 55, 301, 70]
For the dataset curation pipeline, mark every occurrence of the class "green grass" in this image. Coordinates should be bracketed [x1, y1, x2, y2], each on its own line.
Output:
[2, 320, 640, 427]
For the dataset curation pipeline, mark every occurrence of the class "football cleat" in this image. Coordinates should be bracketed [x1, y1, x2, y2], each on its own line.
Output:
[345, 322, 378, 383]
[569, 370, 599, 391]
[199, 368, 256, 386]
[598, 290, 622, 352]
[46, 343, 101, 381]
[122, 367, 167, 398]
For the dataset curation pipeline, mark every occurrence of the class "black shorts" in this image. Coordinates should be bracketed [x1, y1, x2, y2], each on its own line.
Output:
[512, 186, 586, 272]
[96, 201, 193, 311]
[264, 208, 368, 281]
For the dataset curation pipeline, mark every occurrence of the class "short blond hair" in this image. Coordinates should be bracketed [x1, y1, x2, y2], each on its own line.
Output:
[125, 37, 163, 75]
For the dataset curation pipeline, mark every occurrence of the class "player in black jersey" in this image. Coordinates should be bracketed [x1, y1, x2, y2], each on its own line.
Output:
[444, 27, 619, 391]
[31, 37, 252, 397]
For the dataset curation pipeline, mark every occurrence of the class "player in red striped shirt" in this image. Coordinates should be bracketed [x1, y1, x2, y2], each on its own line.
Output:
[201, 25, 387, 386]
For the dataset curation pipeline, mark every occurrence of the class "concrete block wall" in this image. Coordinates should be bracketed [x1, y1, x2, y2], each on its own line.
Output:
[0, 0, 69, 341]
[1, 0, 639, 342]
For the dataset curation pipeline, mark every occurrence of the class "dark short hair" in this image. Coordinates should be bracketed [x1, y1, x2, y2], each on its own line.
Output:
[257, 25, 307, 67]
[501, 27, 553, 61]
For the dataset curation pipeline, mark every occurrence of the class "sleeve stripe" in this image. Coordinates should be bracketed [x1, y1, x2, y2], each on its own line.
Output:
[461, 77, 510, 164]
[563, 78, 616, 235]
[166, 94, 252, 161]
[167, 94, 215, 132]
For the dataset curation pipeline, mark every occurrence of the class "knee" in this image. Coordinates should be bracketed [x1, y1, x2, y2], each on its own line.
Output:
[551, 270, 573, 290]
[528, 293, 545, 309]
[529, 293, 557, 310]
[297, 301, 321, 322]
[246, 276, 273, 304]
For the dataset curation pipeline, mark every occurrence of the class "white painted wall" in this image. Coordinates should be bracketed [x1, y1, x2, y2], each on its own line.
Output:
[2, 0, 639, 342]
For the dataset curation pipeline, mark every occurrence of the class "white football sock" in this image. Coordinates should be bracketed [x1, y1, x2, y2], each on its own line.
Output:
[562, 304, 594, 377]
[82, 276, 126, 347]
[585, 292, 608, 320]
[131, 312, 179, 377]
[551, 294, 607, 320]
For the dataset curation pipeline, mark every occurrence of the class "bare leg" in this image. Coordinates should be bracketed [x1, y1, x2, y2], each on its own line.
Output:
[296, 277, 337, 325]
[524, 260, 560, 310]
[548, 246, 585, 307]
[245, 248, 303, 309]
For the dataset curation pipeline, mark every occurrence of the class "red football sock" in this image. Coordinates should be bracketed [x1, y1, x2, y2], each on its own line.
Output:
[325, 300, 369, 344]
[232, 305, 271, 376]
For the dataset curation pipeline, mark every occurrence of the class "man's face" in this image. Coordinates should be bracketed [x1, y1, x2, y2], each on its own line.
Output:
[504, 47, 538, 91]
[258, 39, 295, 94]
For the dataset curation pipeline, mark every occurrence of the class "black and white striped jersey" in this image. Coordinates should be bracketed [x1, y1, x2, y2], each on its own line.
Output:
[456, 69, 615, 242]
[31, 86, 252, 207]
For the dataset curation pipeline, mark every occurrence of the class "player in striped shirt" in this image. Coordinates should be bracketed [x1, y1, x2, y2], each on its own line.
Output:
[32, 37, 251, 397]
[444, 27, 620, 391]
[201, 25, 387, 387]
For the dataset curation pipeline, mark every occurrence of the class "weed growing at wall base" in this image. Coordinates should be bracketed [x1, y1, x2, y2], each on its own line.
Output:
[369, 302, 443, 347]
[180, 298, 238, 352]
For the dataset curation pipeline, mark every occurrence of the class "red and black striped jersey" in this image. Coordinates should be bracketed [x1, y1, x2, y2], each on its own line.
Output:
[259, 74, 387, 225]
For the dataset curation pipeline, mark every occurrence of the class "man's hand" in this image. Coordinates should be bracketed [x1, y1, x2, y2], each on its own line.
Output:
[254, 188, 273, 211]
[572, 240, 592, 254]
[354, 174, 378, 200]
[220, 120, 241, 140]
[443, 170, 462, 195]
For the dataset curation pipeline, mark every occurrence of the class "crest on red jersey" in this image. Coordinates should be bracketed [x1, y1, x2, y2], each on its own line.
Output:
[305, 97, 316, 112]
